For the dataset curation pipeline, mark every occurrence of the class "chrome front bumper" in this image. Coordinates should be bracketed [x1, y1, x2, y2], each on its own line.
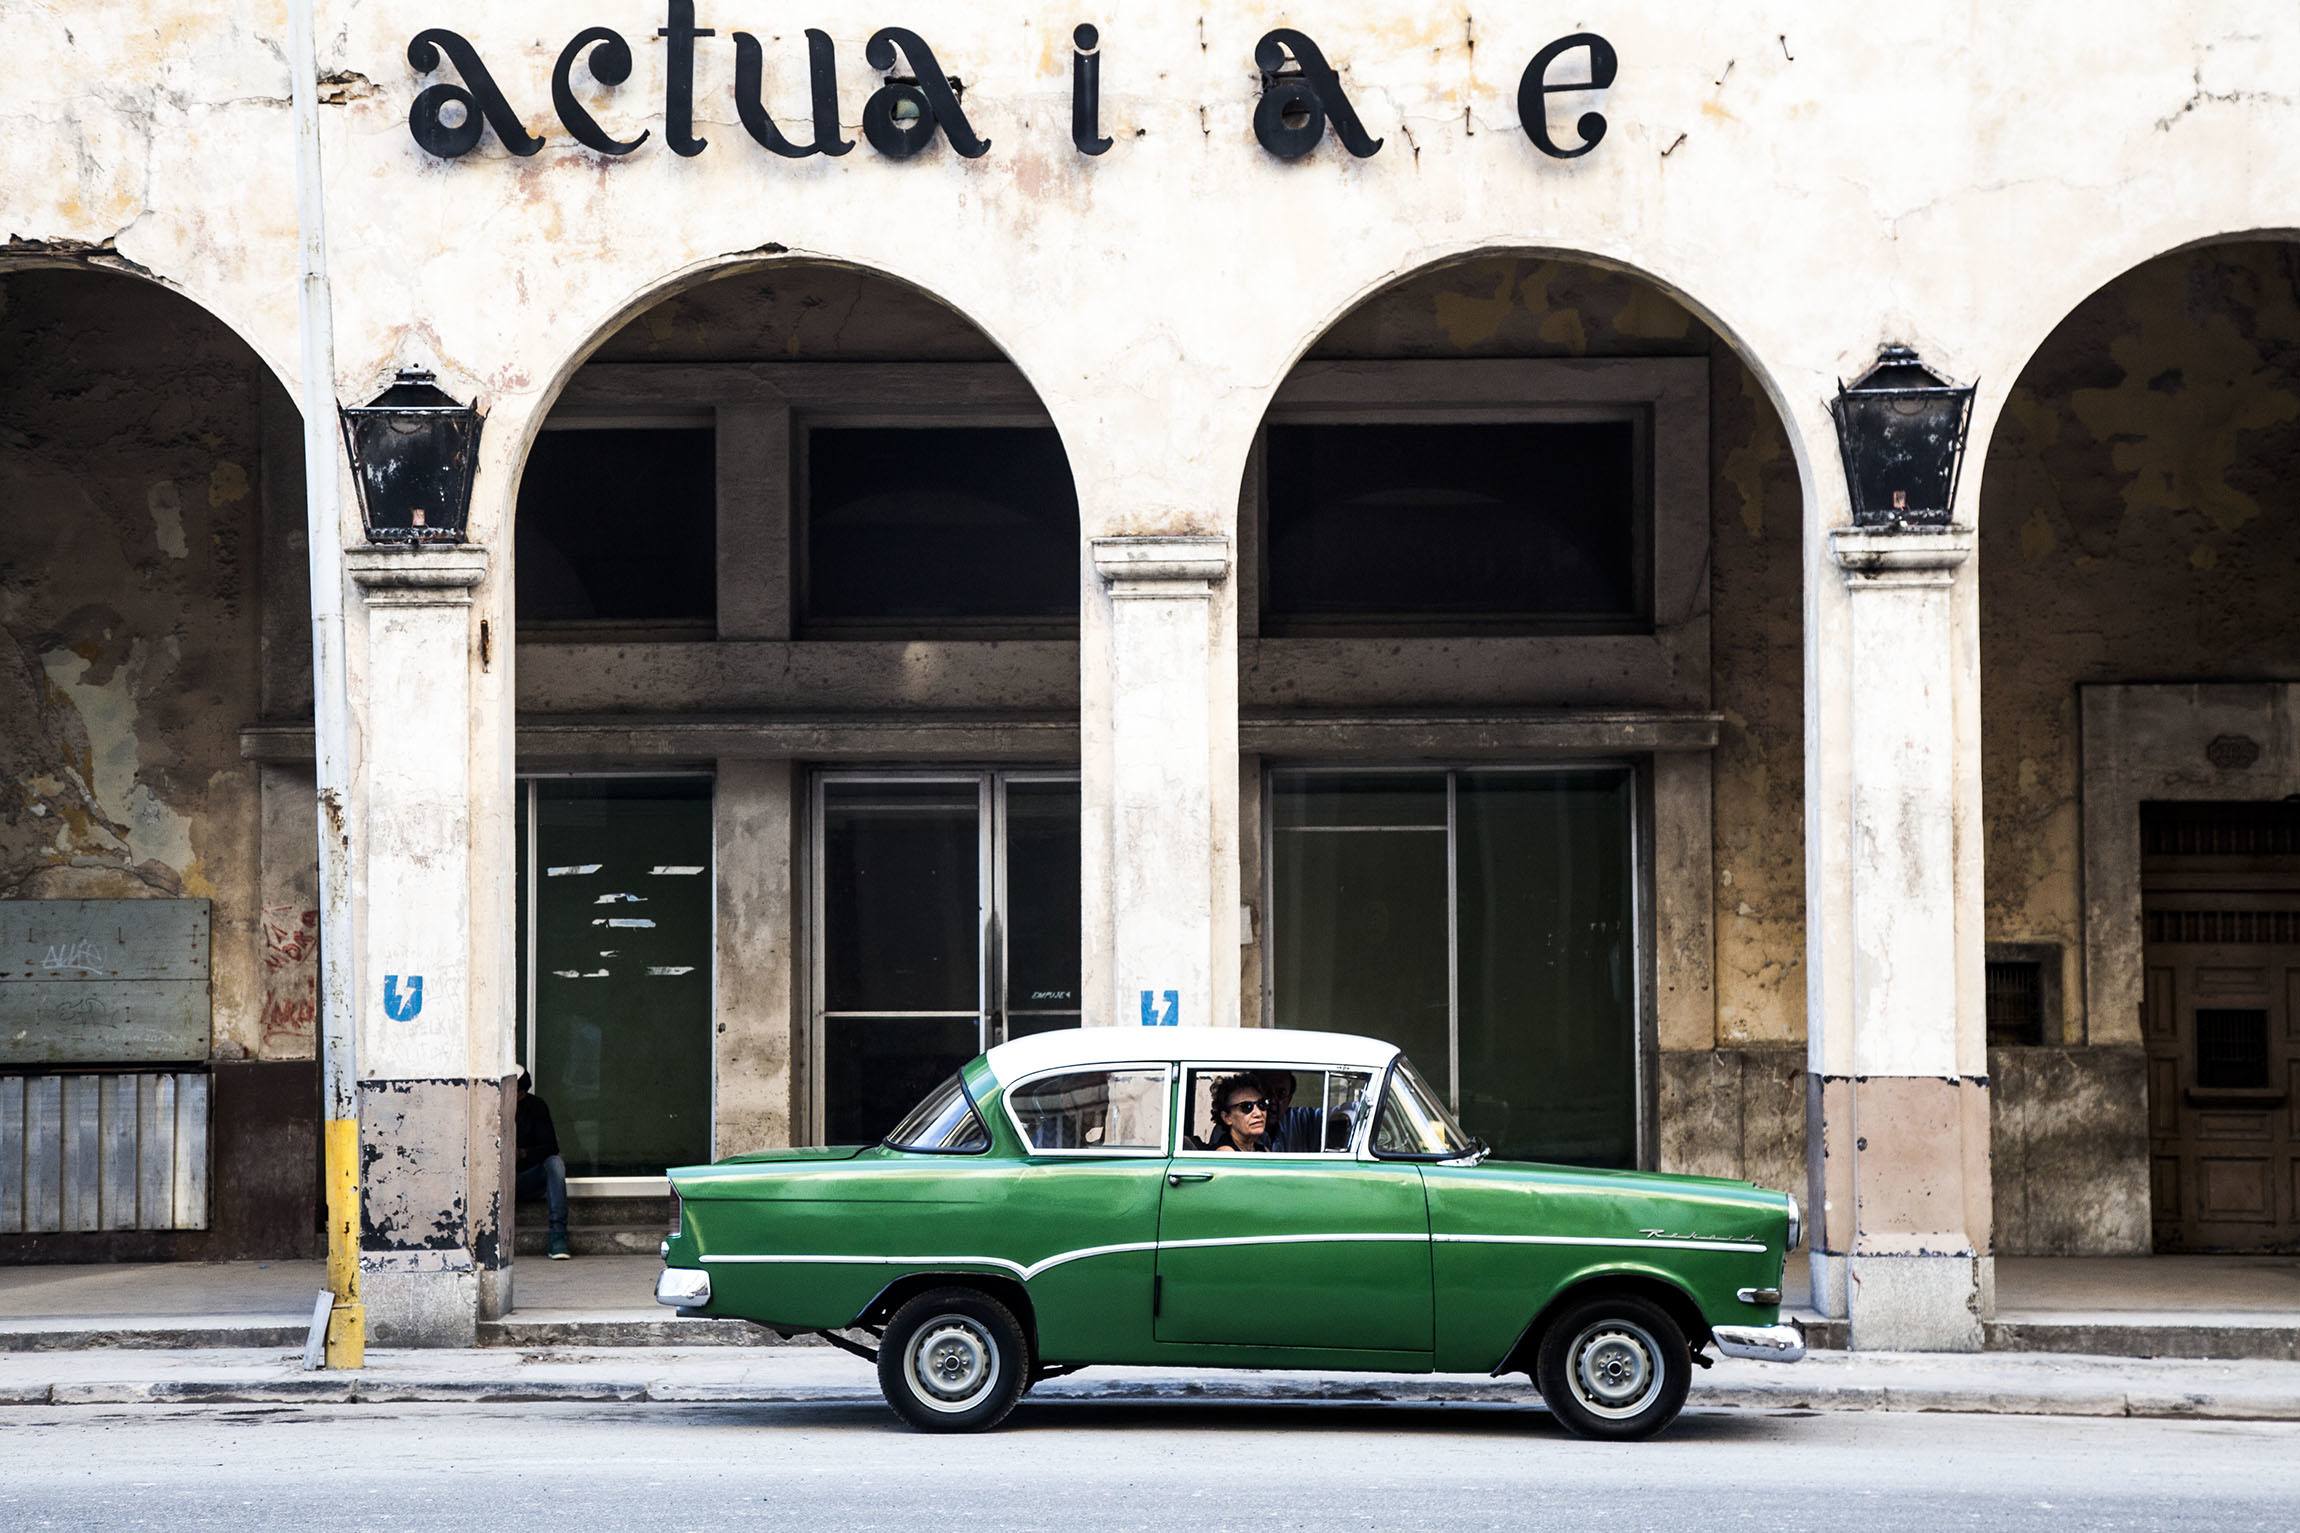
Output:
[655, 1266, 712, 1309]
[1712, 1323, 1805, 1363]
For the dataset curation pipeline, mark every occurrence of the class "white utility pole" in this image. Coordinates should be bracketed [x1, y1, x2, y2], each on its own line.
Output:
[287, 0, 364, 1368]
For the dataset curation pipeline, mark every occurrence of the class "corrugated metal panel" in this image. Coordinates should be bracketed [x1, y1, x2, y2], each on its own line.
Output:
[173, 1073, 209, 1231]
[24, 1077, 61, 1231]
[61, 1074, 100, 1232]
[137, 1074, 171, 1229]
[99, 1075, 137, 1232]
[0, 901, 211, 1066]
[0, 1076, 23, 1234]
[0, 1071, 210, 1233]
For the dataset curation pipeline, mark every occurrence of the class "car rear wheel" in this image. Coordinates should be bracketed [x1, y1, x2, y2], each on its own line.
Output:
[876, 1287, 1032, 1433]
[1534, 1294, 1693, 1442]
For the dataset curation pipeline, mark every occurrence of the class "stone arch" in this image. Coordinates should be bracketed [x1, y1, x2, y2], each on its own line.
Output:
[1972, 234, 2300, 1256]
[1236, 245, 1813, 1186]
[488, 252, 1083, 550]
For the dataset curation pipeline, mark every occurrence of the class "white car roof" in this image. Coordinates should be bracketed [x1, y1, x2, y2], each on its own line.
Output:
[982, 1026, 1402, 1082]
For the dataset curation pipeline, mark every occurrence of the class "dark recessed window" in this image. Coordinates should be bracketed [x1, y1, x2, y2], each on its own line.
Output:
[1262, 420, 1645, 632]
[1985, 959, 2046, 1049]
[803, 426, 1078, 629]
[2195, 1008, 2271, 1090]
[517, 427, 716, 625]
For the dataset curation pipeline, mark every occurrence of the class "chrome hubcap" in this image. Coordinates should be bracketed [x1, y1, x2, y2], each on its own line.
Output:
[908, 1317, 999, 1413]
[1567, 1320, 1665, 1420]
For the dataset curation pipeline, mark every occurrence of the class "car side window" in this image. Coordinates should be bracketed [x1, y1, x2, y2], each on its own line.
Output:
[1007, 1068, 1169, 1152]
[1181, 1067, 1373, 1154]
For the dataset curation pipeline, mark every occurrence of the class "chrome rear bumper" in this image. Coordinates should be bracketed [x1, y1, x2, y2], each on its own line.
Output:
[1712, 1323, 1804, 1363]
[655, 1266, 712, 1309]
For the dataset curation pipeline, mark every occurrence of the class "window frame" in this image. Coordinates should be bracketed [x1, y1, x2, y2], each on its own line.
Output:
[515, 769, 719, 1198]
[997, 1062, 1176, 1159]
[1246, 356, 1705, 642]
[1259, 760, 1656, 1170]
[1169, 1060, 1383, 1162]
[793, 408, 1081, 640]
[517, 412, 721, 642]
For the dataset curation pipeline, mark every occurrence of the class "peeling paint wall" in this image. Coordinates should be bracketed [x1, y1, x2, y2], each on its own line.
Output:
[1980, 242, 2300, 1038]
[0, 268, 300, 1062]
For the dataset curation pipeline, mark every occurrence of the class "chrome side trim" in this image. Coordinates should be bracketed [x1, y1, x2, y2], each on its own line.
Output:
[1433, 1232, 1769, 1255]
[698, 1227, 1767, 1284]
[1737, 1286, 1782, 1305]
[1711, 1323, 1804, 1363]
[655, 1267, 712, 1308]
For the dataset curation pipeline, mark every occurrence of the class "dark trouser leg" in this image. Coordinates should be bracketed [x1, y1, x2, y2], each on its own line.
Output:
[515, 1154, 568, 1235]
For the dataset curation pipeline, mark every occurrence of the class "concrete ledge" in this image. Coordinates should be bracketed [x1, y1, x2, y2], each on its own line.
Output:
[478, 1314, 800, 1348]
[0, 1318, 308, 1353]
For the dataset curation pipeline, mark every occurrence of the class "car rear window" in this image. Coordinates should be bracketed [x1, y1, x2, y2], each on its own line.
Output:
[884, 1073, 991, 1153]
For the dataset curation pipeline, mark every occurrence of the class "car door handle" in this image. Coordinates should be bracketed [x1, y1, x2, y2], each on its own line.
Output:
[1168, 1171, 1213, 1186]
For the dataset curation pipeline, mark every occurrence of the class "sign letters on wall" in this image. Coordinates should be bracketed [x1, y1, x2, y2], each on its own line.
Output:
[405, 14, 1616, 165]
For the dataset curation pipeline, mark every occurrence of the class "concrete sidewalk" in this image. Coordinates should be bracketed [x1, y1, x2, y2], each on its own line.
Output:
[2, 1341, 2300, 1422]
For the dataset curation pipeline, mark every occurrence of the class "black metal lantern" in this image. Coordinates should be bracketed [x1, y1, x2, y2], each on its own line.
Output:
[1829, 345, 1975, 529]
[339, 368, 483, 544]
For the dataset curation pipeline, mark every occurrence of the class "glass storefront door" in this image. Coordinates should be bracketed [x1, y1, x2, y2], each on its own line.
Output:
[813, 772, 1080, 1144]
[514, 776, 715, 1179]
[1268, 766, 1641, 1167]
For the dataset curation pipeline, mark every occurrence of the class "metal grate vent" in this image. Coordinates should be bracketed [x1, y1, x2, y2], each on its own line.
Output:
[2141, 801, 2300, 858]
[1985, 959, 2046, 1048]
[2146, 910, 2300, 945]
[2194, 1008, 2271, 1090]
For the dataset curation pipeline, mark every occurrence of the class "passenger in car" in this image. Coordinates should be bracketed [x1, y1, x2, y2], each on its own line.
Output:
[1258, 1071, 1327, 1153]
[1207, 1076, 1274, 1152]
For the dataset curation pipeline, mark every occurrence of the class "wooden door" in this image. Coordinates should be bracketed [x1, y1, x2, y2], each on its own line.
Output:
[2142, 803, 2300, 1253]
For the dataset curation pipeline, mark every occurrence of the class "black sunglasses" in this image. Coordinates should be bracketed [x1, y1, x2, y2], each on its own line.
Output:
[1222, 1097, 1272, 1115]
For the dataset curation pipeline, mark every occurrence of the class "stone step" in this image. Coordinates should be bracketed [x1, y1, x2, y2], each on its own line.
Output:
[1788, 1310, 2299, 1362]
[511, 1224, 666, 1257]
[0, 1316, 309, 1353]
[477, 1313, 809, 1348]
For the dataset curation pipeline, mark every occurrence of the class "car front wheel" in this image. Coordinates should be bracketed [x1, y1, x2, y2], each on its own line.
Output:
[876, 1287, 1032, 1433]
[1534, 1294, 1693, 1442]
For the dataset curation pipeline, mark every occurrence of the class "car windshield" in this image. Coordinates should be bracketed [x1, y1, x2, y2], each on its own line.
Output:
[884, 1073, 991, 1153]
[1374, 1054, 1477, 1159]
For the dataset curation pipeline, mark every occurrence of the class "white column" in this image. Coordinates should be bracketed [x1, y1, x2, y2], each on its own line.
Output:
[1086, 536, 1233, 1030]
[1808, 525, 1991, 1350]
[345, 545, 502, 1345]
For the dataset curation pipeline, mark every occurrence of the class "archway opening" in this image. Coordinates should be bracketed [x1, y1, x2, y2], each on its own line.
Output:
[1980, 240, 2300, 1255]
[1239, 256, 1807, 1183]
[0, 266, 319, 1260]
[509, 262, 1084, 1205]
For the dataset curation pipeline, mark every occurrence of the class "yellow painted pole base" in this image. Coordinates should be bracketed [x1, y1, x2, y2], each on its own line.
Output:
[323, 1116, 366, 1370]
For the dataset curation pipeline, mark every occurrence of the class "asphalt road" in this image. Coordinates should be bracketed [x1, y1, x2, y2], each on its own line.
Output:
[4, 1398, 2298, 1532]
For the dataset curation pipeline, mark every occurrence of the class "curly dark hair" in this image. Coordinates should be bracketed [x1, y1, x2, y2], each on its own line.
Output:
[1207, 1074, 1270, 1151]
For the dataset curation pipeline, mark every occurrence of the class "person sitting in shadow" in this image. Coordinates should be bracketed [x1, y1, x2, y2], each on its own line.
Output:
[515, 1071, 571, 1260]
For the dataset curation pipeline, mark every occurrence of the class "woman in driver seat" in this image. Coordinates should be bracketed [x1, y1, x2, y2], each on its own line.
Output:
[1207, 1075, 1274, 1152]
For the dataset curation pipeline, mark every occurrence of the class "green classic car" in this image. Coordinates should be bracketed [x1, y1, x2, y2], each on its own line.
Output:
[655, 1027, 1803, 1438]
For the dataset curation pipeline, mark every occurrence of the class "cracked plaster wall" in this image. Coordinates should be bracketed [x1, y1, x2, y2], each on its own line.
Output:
[0, 268, 306, 1062]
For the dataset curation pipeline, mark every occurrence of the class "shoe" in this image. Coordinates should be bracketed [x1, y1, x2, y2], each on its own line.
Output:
[548, 1234, 571, 1260]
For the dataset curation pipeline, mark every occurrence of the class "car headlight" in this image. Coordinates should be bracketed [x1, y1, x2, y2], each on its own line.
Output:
[1784, 1194, 1802, 1252]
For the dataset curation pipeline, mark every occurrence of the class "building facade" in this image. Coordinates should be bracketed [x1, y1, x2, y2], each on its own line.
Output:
[4, 3, 2299, 1347]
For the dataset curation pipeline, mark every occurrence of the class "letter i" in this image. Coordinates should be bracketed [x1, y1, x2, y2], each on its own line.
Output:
[1072, 23, 1113, 155]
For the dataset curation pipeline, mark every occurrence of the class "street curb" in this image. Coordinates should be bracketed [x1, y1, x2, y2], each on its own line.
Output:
[7, 1372, 2300, 1421]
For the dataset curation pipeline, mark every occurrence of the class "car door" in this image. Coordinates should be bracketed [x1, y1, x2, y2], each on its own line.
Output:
[1154, 1064, 1433, 1354]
